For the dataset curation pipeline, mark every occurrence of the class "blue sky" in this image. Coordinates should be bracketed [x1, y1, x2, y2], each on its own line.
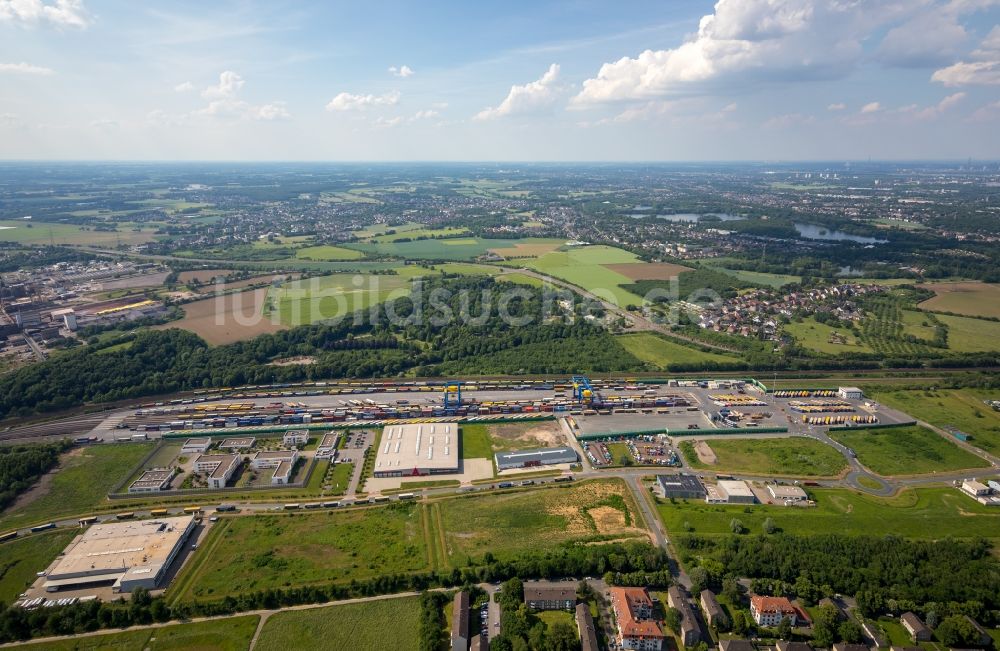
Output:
[1, 0, 1000, 160]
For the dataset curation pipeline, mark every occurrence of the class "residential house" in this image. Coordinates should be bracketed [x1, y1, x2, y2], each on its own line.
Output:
[667, 586, 700, 647]
[523, 581, 575, 611]
[610, 587, 665, 651]
[452, 590, 469, 651]
[576, 603, 599, 651]
[700, 589, 726, 629]
[750, 595, 799, 627]
[900, 612, 931, 642]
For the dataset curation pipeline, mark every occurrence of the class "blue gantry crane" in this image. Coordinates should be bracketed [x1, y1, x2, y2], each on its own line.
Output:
[443, 382, 462, 408]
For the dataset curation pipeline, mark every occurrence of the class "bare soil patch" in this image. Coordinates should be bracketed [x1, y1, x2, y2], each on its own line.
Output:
[268, 356, 317, 366]
[917, 281, 1000, 319]
[489, 421, 566, 450]
[98, 272, 170, 290]
[157, 287, 286, 345]
[694, 440, 718, 464]
[605, 262, 693, 281]
[589, 505, 627, 533]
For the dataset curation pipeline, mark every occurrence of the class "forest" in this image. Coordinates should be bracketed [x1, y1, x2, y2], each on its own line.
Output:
[676, 534, 999, 622]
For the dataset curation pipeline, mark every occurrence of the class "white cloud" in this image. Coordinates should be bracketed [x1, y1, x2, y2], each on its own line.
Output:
[905, 92, 966, 119]
[0, 62, 54, 75]
[474, 64, 563, 121]
[932, 24, 1000, 85]
[248, 102, 290, 121]
[861, 101, 882, 113]
[0, 0, 91, 28]
[202, 71, 245, 99]
[410, 109, 440, 121]
[388, 65, 414, 78]
[373, 116, 402, 129]
[154, 72, 290, 124]
[827, 102, 846, 111]
[0, 112, 19, 125]
[174, 81, 194, 92]
[571, 0, 992, 105]
[325, 91, 400, 111]
[932, 60, 1000, 85]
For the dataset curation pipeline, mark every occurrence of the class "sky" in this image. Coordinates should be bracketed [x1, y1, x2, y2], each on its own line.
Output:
[1, 0, 1000, 161]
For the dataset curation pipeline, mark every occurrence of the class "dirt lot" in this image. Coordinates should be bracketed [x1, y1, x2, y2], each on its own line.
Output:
[488, 241, 562, 258]
[693, 440, 717, 464]
[604, 262, 692, 280]
[157, 287, 287, 345]
[98, 272, 170, 290]
[916, 281, 1000, 319]
[489, 421, 567, 450]
[194, 273, 300, 294]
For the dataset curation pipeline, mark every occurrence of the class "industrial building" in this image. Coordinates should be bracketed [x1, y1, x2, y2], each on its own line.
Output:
[373, 423, 459, 478]
[193, 454, 241, 489]
[655, 473, 706, 499]
[250, 450, 299, 485]
[837, 387, 864, 400]
[494, 447, 578, 471]
[128, 469, 174, 494]
[218, 437, 255, 450]
[181, 438, 212, 454]
[767, 484, 808, 502]
[316, 432, 340, 458]
[283, 429, 309, 447]
[706, 479, 757, 504]
[43, 515, 196, 593]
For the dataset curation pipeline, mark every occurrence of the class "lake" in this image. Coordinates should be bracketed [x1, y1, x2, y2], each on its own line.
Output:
[629, 212, 742, 223]
[794, 222, 886, 244]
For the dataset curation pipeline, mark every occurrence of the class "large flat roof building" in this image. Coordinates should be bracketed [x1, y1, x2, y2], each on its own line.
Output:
[374, 423, 459, 478]
[218, 437, 255, 450]
[495, 447, 578, 471]
[655, 473, 706, 500]
[193, 454, 241, 489]
[707, 479, 757, 504]
[43, 515, 195, 593]
[128, 469, 174, 494]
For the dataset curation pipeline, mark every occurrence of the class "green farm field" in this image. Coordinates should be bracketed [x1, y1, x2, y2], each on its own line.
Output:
[917, 281, 1000, 319]
[433, 262, 503, 276]
[170, 505, 428, 602]
[680, 437, 848, 477]
[700, 260, 801, 288]
[344, 237, 522, 261]
[255, 595, 421, 651]
[828, 425, 990, 475]
[877, 388, 1000, 455]
[658, 486, 1000, 539]
[436, 479, 648, 564]
[496, 272, 544, 287]
[617, 333, 739, 369]
[524, 245, 645, 306]
[0, 443, 154, 531]
[0, 530, 75, 603]
[0, 220, 157, 246]
[267, 268, 423, 325]
[19, 615, 259, 651]
[784, 318, 873, 354]
[935, 313, 1000, 352]
[371, 226, 471, 242]
[294, 245, 365, 261]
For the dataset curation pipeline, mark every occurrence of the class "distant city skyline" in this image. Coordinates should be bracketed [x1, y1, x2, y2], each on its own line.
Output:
[1, 0, 1000, 161]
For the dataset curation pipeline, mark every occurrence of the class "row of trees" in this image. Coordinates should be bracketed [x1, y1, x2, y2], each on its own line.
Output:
[0, 541, 667, 644]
